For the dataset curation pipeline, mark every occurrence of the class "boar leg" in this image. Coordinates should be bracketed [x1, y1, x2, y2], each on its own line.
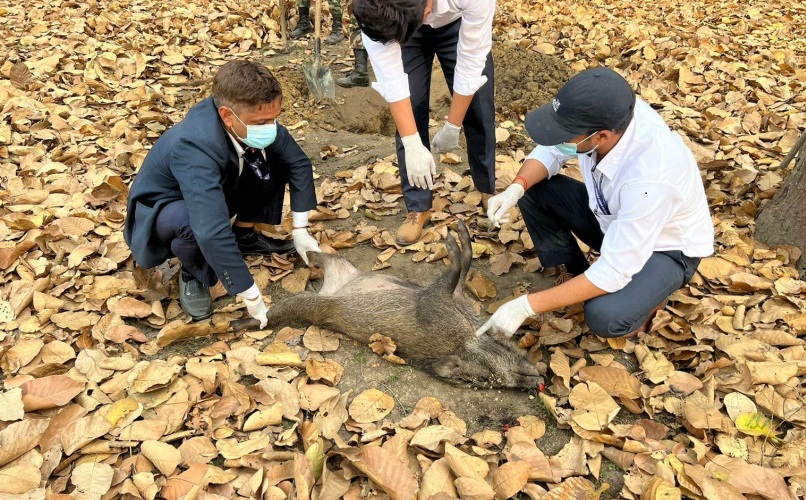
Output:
[454, 219, 472, 296]
[436, 232, 463, 295]
[265, 293, 339, 329]
[307, 251, 362, 295]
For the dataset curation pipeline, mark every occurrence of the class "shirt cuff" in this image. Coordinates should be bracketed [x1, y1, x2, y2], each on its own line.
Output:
[452, 73, 488, 97]
[527, 146, 563, 178]
[371, 75, 411, 103]
[584, 260, 631, 294]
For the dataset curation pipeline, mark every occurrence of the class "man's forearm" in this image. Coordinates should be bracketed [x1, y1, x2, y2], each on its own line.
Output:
[527, 274, 607, 314]
[447, 93, 474, 126]
[389, 98, 418, 136]
[515, 159, 550, 188]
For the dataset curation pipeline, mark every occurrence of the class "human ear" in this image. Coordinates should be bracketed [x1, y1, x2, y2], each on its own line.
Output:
[218, 107, 235, 129]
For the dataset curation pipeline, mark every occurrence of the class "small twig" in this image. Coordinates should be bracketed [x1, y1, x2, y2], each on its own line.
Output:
[161, 430, 197, 443]
[778, 128, 806, 172]
[53, 453, 81, 474]
[161, 77, 213, 88]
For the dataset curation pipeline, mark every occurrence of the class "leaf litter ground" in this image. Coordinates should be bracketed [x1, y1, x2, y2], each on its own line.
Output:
[1, 0, 806, 499]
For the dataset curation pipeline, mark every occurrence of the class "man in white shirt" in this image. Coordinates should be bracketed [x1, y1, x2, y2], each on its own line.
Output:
[476, 68, 714, 339]
[353, 0, 496, 245]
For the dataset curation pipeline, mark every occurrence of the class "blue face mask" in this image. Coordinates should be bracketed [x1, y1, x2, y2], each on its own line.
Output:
[230, 109, 278, 149]
[555, 131, 599, 156]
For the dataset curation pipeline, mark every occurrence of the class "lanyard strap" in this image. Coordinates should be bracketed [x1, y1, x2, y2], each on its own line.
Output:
[592, 165, 610, 216]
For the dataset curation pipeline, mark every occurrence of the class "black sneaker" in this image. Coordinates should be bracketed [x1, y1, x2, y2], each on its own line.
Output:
[236, 232, 296, 257]
[179, 272, 213, 321]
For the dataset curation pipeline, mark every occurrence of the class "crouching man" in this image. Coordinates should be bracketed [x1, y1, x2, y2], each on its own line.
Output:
[478, 68, 714, 339]
[124, 60, 321, 325]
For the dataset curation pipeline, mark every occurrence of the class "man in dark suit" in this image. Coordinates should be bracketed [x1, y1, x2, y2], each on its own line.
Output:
[124, 60, 320, 324]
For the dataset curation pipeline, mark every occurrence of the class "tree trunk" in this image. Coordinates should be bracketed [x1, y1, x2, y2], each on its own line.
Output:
[755, 129, 806, 274]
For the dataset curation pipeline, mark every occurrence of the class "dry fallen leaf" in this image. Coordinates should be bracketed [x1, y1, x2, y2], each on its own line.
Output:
[71, 461, 114, 500]
[0, 388, 25, 422]
[303, 326, 340, 352]
[0, 464, 41, 495]
[348, 389, 395, 424]
[20, 374, 85, 411]
[490, 460, 531, 499]
[569, 382, 620, 431]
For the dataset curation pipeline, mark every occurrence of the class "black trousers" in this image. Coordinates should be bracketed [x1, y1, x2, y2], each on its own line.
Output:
[518, 175, 701, 337]
[155, 200, 218, 286]
[396, 19, 496, 212]
[154, 164, 292, 287]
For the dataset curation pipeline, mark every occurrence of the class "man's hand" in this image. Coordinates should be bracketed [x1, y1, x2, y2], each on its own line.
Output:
[486, 184, 525, 228]
[400, 134, 436, 190]
[431, 121, 461, 154]
[292, 228, 321, 265]
[239, 284, 268, 329]
[475, 294, 535, 338]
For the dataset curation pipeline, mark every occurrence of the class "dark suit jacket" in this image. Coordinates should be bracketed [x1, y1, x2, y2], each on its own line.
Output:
[124, 97, 317, 295]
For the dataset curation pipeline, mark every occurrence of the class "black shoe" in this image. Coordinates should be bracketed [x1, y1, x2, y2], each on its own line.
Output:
[326, 30, 344, 45]
[237, 232, 296, 257]
[179, 272, 213, 321]
[291, 7, 313, 39]
[336, 48, 369, 88]
[326, 13, 344, 45]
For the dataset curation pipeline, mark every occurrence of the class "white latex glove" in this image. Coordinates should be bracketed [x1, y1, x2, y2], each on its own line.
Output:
[475, 294, 535, 338]
[487, 183, 525, 228]
[400, 133, 436, 190]
[238, 283, 268, 329]
[431, 121, 461, 154]
[292, 228, 321, 265]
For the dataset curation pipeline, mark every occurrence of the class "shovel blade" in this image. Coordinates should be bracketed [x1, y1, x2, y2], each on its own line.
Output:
[303, 38, 336, 102]
[303, 61, 335, 101]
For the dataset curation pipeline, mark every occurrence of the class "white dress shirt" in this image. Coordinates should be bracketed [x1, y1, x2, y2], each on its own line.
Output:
[362, 0, 495, 103]
[527, 98, 714, 293]
[226, 131, 263, 176]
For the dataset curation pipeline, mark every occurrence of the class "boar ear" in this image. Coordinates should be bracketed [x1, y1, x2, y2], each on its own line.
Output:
[431, 355, 463, 377]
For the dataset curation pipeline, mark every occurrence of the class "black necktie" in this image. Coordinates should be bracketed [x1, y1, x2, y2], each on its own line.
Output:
[243, 147, 271, 181]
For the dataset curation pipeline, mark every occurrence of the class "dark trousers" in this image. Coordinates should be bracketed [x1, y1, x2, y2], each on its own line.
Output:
[155, 200, 218, 286]
[518, 175, 701, 337]
[396, 19, 496, 212]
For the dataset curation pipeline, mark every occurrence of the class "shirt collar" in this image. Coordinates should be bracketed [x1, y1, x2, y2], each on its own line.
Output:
[226, 130, 247, 157]
[592, 106, 641, 179]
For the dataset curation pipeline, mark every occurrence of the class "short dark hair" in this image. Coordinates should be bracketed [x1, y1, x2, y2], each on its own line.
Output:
[212, 60, 283, 112]
[354, 0, 429, 45]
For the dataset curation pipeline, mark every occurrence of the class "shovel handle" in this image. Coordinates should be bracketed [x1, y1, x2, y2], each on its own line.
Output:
[279, 0, 287, 47]
[314, 0, 322, 40]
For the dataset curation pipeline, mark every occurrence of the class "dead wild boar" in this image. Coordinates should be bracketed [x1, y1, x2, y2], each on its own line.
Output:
[265, 220, 544, 390]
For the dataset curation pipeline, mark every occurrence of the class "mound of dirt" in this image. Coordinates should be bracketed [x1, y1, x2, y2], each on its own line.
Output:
[268, 44, 570, 136]
[269, 63, 396, 136]
[493, 45, 572, 119]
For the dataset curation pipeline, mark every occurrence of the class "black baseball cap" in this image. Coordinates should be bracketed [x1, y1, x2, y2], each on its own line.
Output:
[525, 67, 636, 146]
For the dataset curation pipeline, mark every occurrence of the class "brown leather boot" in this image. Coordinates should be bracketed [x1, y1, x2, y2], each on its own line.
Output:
[395, 211, 431, 246]
[553, 264, 576, 286]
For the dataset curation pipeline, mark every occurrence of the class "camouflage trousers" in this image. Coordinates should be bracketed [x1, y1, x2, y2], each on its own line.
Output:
[348, 25, 363, 49]
[346, 0, 363, 49]
[298, 0, 342, 17]
[296, 0, 362, 48]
